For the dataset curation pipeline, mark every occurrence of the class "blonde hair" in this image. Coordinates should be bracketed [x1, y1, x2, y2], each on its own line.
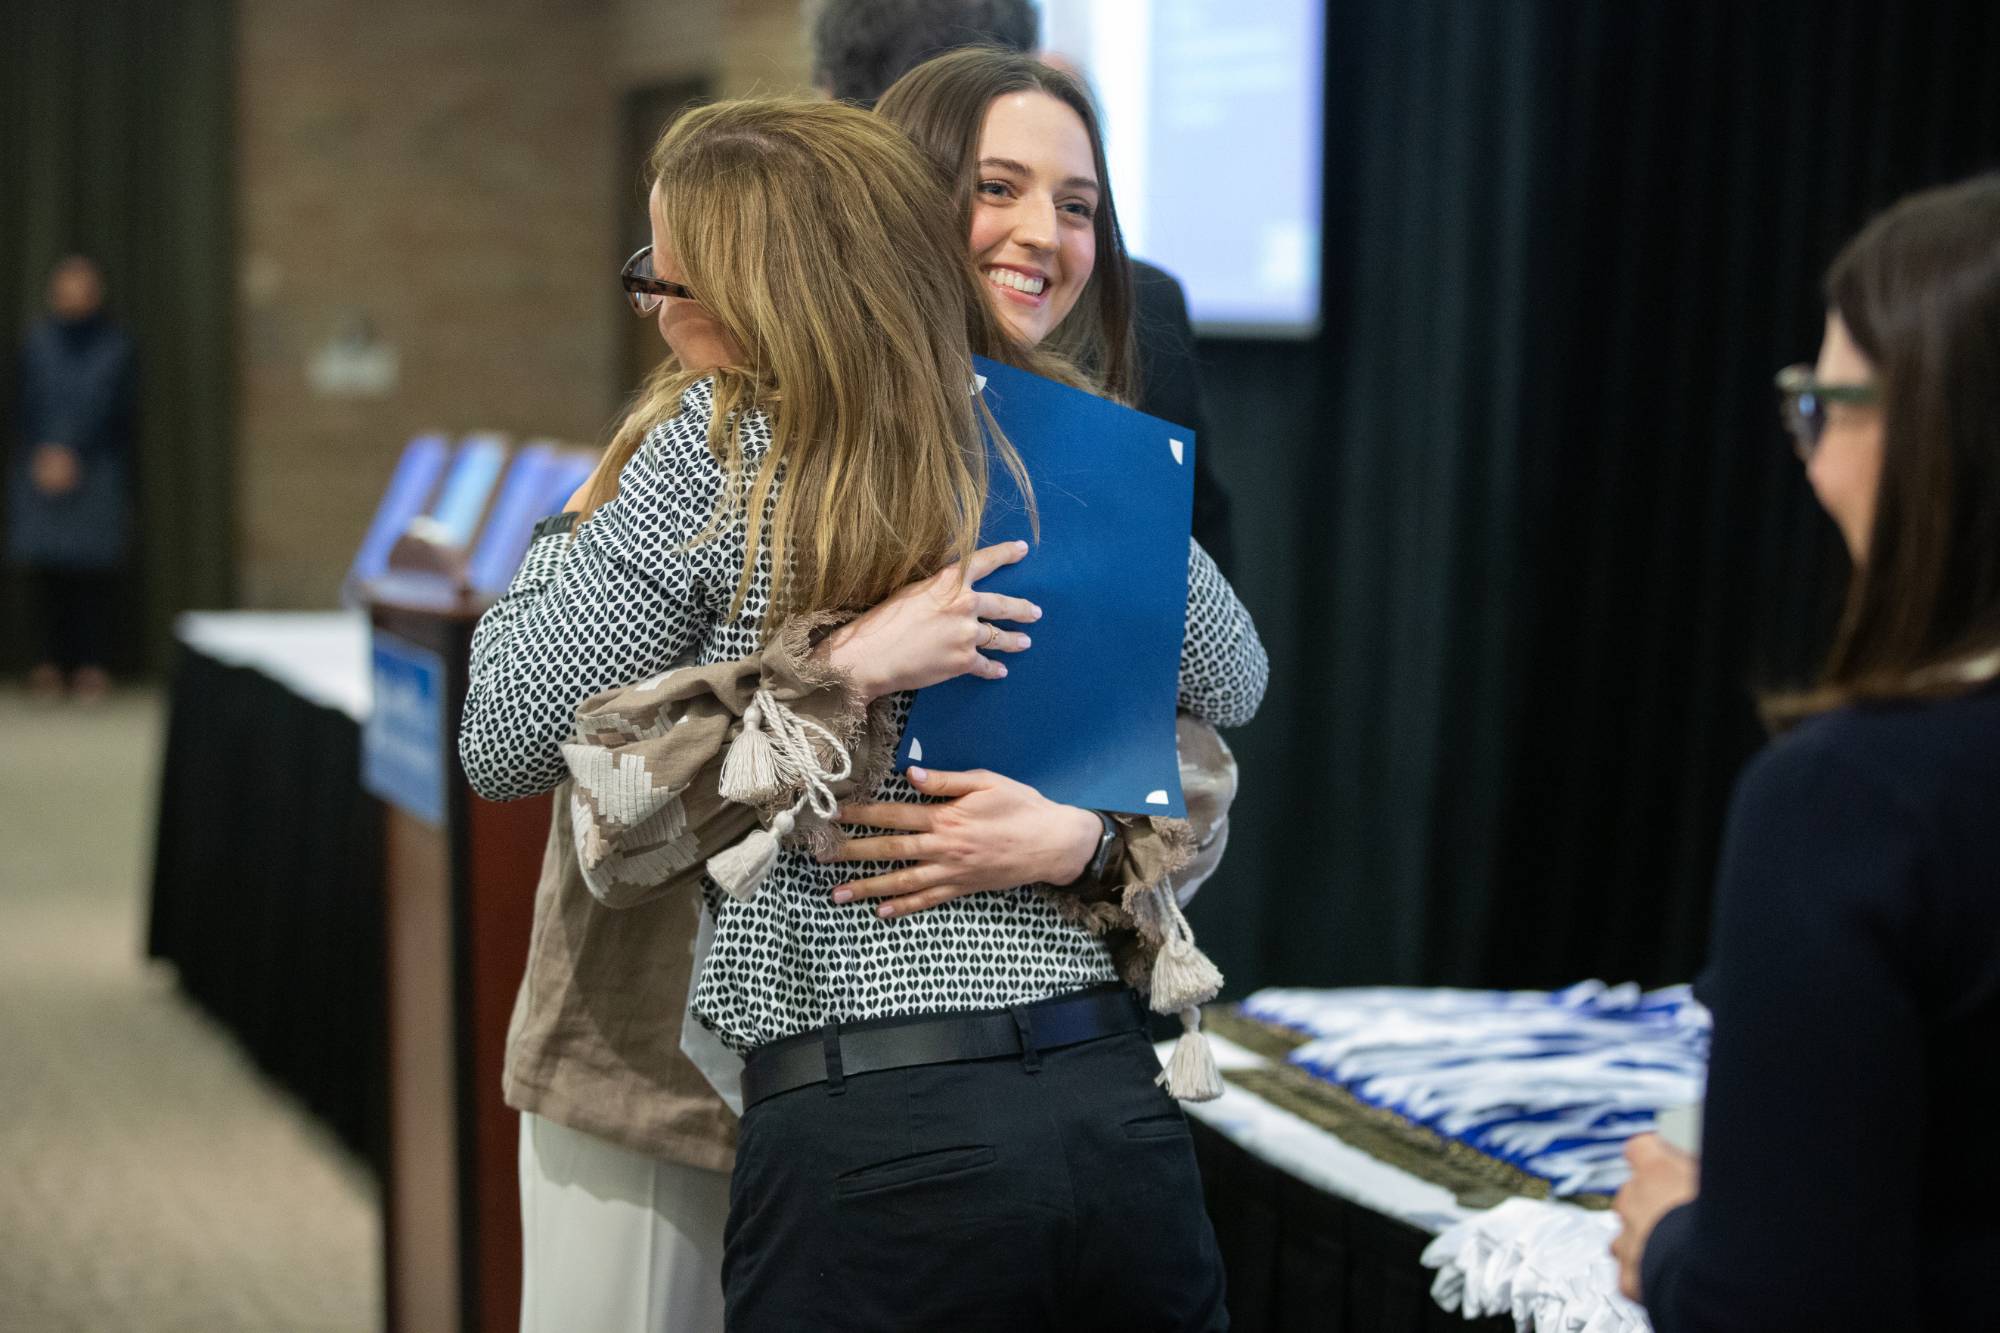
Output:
[580, 97, 1071, 624]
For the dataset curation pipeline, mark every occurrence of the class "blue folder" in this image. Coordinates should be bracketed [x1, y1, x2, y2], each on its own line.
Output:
[896, 356, 1195, 817]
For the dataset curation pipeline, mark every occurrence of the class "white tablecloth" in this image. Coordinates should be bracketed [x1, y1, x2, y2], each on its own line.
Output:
[1165, 997, 1657, 1333]
[175, 610, 371, 721]
[1161, 1032, 1474, 1236]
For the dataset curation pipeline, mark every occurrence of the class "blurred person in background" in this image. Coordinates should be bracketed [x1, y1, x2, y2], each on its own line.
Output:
[1611, 174, 2000, 1332]
[6, 255, 136, 702]
[808, 0, 1238, 576]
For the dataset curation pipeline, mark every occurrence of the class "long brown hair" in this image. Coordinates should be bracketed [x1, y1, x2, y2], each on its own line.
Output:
[1764, 173, 2000, 726]
[876, 46, 1138, 404]
[579, 97, 1063, 623]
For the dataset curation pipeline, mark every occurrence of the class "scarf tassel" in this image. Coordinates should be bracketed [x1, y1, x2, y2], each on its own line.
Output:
[1156, 1006, 1225, 1102]
[706, 808, 794, 902]
[1145, 883, 1223, 1014]
[718, 700, 785, 803]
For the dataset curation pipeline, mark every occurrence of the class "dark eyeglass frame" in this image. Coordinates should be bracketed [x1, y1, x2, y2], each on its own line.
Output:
[620, 245, 696, 314]
[1775, 363, 1880, 460]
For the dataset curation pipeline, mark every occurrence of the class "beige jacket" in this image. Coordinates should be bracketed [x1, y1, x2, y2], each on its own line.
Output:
[502, 792, 742, 1171]
[500, 619, 873, 1170]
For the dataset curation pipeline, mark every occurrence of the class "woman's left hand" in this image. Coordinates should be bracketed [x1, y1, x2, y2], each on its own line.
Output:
[1610, 1133, 1699, 1303]
[822, 765, 1102, 919]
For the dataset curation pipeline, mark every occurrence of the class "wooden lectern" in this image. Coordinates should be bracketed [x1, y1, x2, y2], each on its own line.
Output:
[362, 574, 548, 1333]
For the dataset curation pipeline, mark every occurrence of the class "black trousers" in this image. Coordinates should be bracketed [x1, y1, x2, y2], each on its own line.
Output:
[29, 566, 120, 671]
[723, 1014, 1228, 1333]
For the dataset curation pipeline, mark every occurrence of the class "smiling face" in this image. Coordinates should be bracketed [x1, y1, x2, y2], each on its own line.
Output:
[647, 183, 745, 372]
[967, 90, 1099, 348]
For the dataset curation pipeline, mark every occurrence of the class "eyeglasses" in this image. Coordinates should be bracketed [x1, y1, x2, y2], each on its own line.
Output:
[620, 245, 696, 314]
[1775, 364, 1879, 460]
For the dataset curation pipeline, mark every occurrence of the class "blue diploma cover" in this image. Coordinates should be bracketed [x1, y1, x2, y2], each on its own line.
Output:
[896, 356, 1194, 817]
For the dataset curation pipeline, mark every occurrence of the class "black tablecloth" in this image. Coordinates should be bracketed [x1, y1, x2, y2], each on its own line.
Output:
[147, 641, 388, 1173]
[1191, 1116, 1513, 1333]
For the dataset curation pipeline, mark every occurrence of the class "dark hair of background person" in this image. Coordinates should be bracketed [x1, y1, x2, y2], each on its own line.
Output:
[876, 46, 1138, 406]
[47, 253, 104, 292]
[1762, 174, 2000, 727]
[808, 0, 1038, 108]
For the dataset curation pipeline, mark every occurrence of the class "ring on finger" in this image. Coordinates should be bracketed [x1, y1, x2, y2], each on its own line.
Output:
[980, 621, 999, 648]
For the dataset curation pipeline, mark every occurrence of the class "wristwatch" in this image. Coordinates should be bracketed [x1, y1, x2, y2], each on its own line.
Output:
[1083, 810, 1120, 883]
[531, 510, 577, 540]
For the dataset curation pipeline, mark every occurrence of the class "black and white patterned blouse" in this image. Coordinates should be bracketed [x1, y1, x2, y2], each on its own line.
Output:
[461, 378, 1269, 1052]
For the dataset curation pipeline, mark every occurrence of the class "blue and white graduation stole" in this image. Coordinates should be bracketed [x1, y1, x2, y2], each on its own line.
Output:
[1242, 982, 1711, 1196]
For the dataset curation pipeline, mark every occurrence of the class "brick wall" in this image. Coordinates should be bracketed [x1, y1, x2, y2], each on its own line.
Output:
[234, 0, 816, 607]
[235, 0, 620, 607]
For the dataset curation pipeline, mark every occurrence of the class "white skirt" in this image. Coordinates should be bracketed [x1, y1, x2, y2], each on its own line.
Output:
[517, 1112, 729, 1333]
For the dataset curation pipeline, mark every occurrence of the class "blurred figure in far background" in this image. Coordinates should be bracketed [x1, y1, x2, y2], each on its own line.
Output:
[807, 0, 1237, 575]
[7, 255, 137, 702]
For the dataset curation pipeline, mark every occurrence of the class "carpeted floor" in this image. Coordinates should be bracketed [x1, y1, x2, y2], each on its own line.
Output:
[0, 686, 379, 1331]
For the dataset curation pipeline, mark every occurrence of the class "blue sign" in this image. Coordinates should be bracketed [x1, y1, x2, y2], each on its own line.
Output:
[363, 632, 448, 826]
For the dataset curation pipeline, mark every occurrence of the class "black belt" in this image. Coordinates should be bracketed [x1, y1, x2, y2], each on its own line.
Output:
[740, 984, 1144, 1110]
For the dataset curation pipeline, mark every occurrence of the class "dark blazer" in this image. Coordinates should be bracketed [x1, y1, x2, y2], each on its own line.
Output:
[1641, 681, 2000, 1332]
[6, 313, 137, 570]
[1131, 260, 1234, 577]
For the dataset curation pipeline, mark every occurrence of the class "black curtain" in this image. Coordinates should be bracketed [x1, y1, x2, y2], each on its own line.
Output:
[1192, 0, 2000, 996]
[1, 0, 235, 672]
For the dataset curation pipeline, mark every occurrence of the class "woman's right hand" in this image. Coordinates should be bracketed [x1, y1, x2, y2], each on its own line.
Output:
[817, 540, 1041, 703]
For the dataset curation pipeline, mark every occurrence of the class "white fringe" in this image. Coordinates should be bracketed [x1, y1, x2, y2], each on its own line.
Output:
[1156, 1006, 1225, 1102]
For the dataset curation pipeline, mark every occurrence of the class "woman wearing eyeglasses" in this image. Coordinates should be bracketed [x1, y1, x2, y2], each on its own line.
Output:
[463, 73, 1260, 1333]
[1609, 174, 2000, 1331]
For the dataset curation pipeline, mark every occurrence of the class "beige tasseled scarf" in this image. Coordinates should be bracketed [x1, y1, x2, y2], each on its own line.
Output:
[561, 617, 1238, 1100]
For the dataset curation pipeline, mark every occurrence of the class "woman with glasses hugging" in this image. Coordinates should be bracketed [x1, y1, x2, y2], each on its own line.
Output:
[464, 61, 1261, 1333]
[1610, 174, 2000, 1331]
